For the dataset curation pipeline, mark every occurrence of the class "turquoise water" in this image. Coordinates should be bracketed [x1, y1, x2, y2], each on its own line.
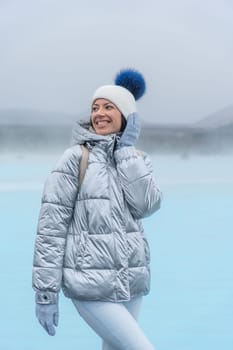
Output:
[1, 153, 233, 350]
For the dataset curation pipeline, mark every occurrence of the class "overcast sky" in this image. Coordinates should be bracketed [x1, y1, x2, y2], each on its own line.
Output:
[0, 0, 233, 124]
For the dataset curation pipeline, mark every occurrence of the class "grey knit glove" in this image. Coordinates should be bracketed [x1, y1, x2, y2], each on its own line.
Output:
[36, 303, 59, 336]
[118, 112, 141, 148]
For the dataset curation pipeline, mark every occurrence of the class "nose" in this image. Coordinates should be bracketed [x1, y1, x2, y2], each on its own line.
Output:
[97, 107, 105, 115]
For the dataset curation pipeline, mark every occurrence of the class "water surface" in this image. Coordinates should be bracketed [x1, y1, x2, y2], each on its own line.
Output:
[1, 152, 232, 349]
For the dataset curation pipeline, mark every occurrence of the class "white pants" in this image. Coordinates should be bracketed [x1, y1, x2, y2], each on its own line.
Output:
[72, 297, 155, 350]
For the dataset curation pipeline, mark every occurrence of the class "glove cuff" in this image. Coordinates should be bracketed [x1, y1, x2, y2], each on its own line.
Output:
[35, 291, 58, 304]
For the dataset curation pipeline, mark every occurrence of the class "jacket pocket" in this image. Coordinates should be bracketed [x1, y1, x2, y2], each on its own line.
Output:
[75, 230, 88, 270]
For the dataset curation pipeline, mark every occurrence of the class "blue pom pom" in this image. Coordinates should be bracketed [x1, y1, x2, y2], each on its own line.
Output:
[115, 68, 146, 100]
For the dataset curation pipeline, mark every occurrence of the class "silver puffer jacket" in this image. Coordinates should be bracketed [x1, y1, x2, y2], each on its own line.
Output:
[32, 122, 162, 304]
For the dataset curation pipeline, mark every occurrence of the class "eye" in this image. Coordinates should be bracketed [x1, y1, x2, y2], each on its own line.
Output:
[92, 106, 98, 112]
[106, 104, 114, 110]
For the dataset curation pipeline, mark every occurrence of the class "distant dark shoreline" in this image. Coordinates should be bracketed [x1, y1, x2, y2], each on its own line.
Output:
[1, 124, 233, 155]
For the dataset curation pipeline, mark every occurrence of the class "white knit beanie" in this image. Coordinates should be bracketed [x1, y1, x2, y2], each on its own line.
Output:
[92, 69, 146, 119]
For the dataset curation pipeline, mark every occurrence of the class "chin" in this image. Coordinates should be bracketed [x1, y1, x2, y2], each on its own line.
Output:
[95, 127, 113, 135]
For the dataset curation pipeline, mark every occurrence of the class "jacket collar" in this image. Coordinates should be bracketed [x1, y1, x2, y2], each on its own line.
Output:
[70, 121, 121, 157]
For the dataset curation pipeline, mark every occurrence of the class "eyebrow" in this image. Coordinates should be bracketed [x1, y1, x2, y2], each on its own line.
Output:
[92, 102, 114, 107]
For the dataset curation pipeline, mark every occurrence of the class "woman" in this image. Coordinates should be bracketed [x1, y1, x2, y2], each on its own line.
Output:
[32, 68, 162, 350]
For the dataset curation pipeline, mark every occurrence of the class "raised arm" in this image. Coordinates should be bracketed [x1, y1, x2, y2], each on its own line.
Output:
[114, 146, 162, 219]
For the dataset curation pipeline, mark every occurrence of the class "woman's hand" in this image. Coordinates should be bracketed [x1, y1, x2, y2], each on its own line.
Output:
[36, 303, 59, 336]
[118, 112, 141, 148]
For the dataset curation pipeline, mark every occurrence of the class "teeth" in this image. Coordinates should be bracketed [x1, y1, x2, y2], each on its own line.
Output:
[96, 120, 109, 125]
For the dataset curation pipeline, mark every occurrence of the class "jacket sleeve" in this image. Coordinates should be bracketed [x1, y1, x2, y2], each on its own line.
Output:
[114, 146, 162, 219]
[32, 145, 82, 304]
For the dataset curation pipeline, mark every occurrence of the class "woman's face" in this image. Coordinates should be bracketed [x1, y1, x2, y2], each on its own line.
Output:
[91, 99, 122, 135]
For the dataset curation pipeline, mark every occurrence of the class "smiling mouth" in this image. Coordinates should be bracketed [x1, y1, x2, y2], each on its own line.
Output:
[95, 119, 111, 127]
